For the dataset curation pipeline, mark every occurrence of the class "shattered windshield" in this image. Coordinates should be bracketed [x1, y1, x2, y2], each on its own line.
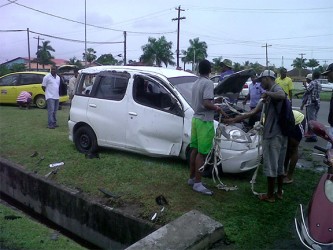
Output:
[168, 76, 198, 107]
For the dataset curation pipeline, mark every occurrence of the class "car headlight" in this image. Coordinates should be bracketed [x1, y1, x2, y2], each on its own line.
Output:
[219, 124, 252, 143]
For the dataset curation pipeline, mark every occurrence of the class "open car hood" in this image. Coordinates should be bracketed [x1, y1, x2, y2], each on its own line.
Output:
[214, 69, 256, 96]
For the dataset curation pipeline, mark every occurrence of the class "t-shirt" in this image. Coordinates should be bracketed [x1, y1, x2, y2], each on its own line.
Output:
[42, 73, 60, 100]
[248, 82, 265, 108]
[16, 91, 31, 102]
[68, 76, 77, 97]
[219, 69, 234, 81]
[261, 84, 285, 139]
[192, 76, 215, 122]
[276, 76, 293, 99]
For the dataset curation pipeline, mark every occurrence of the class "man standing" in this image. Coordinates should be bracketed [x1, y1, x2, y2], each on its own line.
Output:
[304, 71, 322, 142]
[188, 59, 228, 195]
[276, 68, 293, 101]
[322, 63, 333, 148]
[219, 59, 234, 81]
[68, 68, 79, 101]
[42, 66, 60, 129]
[224, 70, 287, 202]
[242, 74, 265, 127]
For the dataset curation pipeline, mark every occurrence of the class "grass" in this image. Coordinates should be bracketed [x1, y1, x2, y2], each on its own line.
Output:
[0, 203, 85, 250]
[0, 104, 323, 249]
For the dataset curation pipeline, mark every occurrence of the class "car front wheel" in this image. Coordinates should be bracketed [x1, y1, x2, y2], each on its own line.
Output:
[35, 95, 46, 109]
[74, 126, 98, 153]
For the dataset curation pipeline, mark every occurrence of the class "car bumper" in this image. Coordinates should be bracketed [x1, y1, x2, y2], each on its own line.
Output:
[219, 147, 260, 173]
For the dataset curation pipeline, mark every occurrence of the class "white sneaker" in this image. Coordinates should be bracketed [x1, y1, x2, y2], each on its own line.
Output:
[193, 182, 213, 195]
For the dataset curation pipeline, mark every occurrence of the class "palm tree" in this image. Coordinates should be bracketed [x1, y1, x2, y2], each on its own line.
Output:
[140, 36, 175, 67]
[292, 57, 308, 77]
[183, 38, 208, 71]
[35, 41, 55, 69]
[306, 59, 319, 72]
[292, 57, 307, 69]
[68, 57, 83, 68]
[83, 48, 97, 64]
[212, 57, 223, 73]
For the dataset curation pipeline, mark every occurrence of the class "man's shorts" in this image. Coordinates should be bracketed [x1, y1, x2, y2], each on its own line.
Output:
[190, 117, 214, 155]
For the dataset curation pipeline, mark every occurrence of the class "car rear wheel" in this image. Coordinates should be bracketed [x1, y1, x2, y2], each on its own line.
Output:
[35, 95, 46, 109]
[74, 126, 98, 153]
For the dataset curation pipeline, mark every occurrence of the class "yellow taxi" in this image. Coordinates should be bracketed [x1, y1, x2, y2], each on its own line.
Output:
[0, 71, 69, 108]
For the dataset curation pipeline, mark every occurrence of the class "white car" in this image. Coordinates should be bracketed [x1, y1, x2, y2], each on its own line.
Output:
[318, 78, 333, 92]
[68, 66, 259, 173]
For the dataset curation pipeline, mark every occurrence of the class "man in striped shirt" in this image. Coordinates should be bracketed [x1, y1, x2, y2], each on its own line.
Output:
[16, 91, 32, 109]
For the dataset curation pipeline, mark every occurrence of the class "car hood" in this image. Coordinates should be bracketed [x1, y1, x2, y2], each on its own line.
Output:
[214, 69, 256, 95]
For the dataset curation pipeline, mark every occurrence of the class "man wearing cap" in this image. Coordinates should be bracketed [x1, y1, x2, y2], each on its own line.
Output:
[224, 70, 287, 202]
[219, 59, 234, 81]
[322, 63, 333, 148]
[303, 71, 322, 142]
[300, 74, 312, 110]
[276, 68, 294, 101]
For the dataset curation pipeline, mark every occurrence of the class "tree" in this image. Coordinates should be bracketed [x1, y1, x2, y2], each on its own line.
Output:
[306, 59, 319, 72]
[96, 54, 119, 65]
[182, 38, 208, 71]
[68, 57, 83, 68]
[83, 48, 97, 64]
[140, 36, 175, 67]
[35, 40, 55, 69]
[291, 57, 307, 69]
[233, 62, 242, 72]
[212, 57, 223, 73]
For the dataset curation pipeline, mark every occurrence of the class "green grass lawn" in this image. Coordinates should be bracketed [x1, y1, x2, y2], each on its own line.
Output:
[0, 104, 322, 249]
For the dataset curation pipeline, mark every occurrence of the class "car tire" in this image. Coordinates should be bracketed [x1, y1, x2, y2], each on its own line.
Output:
[74, 126, 98, 154]
[35, 95, 46, 109]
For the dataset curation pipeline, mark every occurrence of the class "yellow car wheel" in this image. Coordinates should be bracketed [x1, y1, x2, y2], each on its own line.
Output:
[35, 95, 46, 109]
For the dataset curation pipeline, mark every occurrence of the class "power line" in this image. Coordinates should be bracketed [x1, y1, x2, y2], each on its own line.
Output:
[0, 29, 123, 44]
[6, 0, 176, 35]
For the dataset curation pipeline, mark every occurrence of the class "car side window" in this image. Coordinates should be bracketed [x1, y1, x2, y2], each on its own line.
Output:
[95, 75, 128, 101]
[133, 76, 182, 115]
[19, 74, 40, 85]
[0, 75, 18, 86]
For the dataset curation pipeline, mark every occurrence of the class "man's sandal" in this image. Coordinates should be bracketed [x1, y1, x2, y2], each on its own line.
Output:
[258, 193, 275, 203]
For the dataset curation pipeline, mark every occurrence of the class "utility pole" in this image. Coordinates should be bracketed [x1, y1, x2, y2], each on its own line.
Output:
[172, 6, 185, 69]
[84, 0, 87, 66]
[123, 31, 127, 66]
[262, 43, 272, 69]
[33, 36, 44, 71]
[27, 28, 31, 70]
[299, 53, 306, 76]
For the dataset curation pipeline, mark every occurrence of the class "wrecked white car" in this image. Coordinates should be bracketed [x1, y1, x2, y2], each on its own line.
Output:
[68, 66, 260, 173]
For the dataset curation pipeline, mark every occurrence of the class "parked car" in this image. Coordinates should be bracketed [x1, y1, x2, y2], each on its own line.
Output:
[0, 72, 69, 108]
[318, 78, 333, 92]
[210, 74, 248, 99]
[68, 66, 259, 173]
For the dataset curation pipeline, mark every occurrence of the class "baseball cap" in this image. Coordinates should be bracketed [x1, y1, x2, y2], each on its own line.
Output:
[322, 63, 333, 76]
[306, 74, 312, 80]
[257, 70, 276, 81]
[220, 59, 233, 69]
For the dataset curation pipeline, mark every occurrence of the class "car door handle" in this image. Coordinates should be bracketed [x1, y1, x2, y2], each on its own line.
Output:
[89, 104, 97, 108]
[128, 112, 137, 116]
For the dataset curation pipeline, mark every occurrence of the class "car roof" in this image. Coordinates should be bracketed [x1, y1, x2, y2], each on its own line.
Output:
[0, 71, 47, 77]
[79, 66, 196, 78]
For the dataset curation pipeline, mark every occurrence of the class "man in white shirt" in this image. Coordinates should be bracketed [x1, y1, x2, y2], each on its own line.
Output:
[42, 66, 60, 129]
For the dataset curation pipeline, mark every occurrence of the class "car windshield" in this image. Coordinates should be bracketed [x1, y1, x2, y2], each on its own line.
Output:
[168, 76, 198, 107]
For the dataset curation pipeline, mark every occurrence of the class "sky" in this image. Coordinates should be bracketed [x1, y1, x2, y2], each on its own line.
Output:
[1, 0, 332, 70]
